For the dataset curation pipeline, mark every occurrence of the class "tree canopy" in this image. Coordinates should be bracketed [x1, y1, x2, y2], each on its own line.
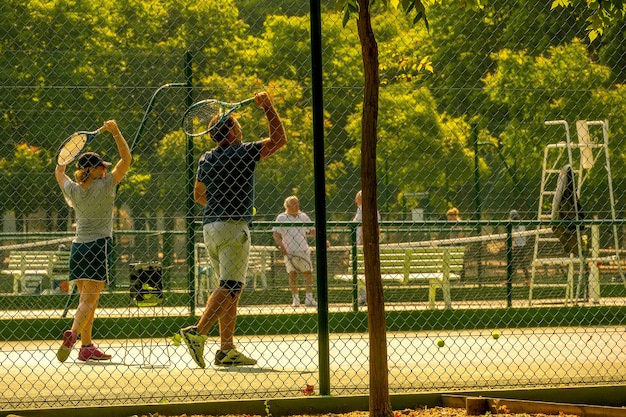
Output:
[0, 0, 625, 230]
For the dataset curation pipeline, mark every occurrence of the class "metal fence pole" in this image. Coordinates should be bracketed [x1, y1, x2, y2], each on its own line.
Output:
[310, 0, 330, 396]
[184, 51, 196, 316]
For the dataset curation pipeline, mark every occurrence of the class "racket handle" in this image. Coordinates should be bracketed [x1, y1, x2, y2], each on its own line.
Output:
[241, 97, 256, 106]
[96, 126, 105, 134]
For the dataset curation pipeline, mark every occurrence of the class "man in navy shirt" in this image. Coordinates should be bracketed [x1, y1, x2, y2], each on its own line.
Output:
[179, 92, 286, 368]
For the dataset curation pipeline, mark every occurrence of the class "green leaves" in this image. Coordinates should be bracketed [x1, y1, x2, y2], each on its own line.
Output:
[338, 0, 626, 38]
[337, 0, 359, 27]
[337, 0, 431, 28]
[550, 0, 570, 8]
[551, 0, 626, 40]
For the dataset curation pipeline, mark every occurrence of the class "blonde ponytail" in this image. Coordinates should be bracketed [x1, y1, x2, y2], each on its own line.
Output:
[74, 168, 91, 184]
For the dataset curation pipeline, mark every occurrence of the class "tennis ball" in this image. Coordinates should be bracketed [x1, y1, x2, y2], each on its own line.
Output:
[436, 339, 445, 348]
[252, 207, 257, 215]
[492, 331, 500, 340]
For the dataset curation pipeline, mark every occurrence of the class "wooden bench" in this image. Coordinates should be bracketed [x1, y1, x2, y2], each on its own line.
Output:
[247, 246, 275, 289]
[335, 246, 466, 309]
[2, 251, 70, 294]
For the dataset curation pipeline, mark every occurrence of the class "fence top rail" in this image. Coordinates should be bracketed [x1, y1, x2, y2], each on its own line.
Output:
[0, 218, 619, 242]
[250, 218, 626, 229]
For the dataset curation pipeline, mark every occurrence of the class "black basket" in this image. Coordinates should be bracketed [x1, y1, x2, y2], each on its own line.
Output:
[129, 262, 163, 307]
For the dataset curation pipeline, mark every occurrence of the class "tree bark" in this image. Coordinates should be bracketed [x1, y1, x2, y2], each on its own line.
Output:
[357, 1, 393, 416]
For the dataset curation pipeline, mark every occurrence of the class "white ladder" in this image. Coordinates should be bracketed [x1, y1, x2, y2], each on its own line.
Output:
[529, 120, 625, 305]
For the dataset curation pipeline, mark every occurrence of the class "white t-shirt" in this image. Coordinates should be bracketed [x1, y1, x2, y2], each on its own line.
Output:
[62, 174, 116, 243]
[273, 212, 313, 253]
[513, 224, 527, 247]
[353, 205, 380, 245]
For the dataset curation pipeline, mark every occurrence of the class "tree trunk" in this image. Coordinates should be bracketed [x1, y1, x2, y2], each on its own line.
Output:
[357, 1, 393, 417]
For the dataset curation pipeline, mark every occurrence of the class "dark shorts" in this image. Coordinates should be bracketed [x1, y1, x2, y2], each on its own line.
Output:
[69, 237, 113, 283]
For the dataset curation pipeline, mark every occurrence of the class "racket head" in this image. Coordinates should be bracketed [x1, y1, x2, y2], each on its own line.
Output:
[181, 99, 225, 137]
[287, 254, 312, 273]
[181, 97, 256, 138]
[56, 128, 103, 167]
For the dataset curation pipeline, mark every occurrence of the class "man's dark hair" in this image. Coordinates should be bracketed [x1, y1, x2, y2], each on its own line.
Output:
[209, 115, 235, 143]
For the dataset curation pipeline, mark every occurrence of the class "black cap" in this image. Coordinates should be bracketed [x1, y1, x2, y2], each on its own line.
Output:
[76, 152, 111, 169]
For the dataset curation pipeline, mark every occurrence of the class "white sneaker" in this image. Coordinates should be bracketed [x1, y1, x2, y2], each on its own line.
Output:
[215, 348, 257, 366]
[292, 296, 301, 307]
[305, 297, 317, 307]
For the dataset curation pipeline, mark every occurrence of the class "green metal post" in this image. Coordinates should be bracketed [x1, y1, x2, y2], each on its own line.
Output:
[472, 124, 483, 284]
[184, 51, 196, 316]
[350, 223, 359, 313]
[162, 231, 173, 290]
[506, 221, 513, 308]
[309, 0, 330, 396]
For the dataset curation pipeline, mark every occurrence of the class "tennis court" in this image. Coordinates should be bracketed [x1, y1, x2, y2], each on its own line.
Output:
[1, 325, 625, 410]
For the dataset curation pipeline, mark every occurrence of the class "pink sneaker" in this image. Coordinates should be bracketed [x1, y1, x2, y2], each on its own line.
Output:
[78, 344, 112, 361]
[56, 330, 77, 363]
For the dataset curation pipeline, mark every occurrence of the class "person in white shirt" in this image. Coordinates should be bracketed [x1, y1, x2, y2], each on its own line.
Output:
[273, 196, 316, 307]
[352, 190, 381, 306]
[353, 190, 381, 245]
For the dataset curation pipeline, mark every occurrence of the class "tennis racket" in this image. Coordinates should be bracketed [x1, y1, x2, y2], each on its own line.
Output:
[181, 97, 255, 137]
[56, 127, 104, 166]
[286, 253, 313, 273]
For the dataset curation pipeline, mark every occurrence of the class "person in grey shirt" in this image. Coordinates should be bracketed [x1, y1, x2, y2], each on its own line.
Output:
[54, 119, 131, 362]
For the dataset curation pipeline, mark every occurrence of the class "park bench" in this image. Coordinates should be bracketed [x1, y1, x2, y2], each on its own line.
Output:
[2, 251, 70, 294]
[335, 245, 466, 309]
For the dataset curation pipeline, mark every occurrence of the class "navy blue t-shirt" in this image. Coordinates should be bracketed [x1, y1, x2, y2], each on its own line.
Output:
[197, 142, 263, 224]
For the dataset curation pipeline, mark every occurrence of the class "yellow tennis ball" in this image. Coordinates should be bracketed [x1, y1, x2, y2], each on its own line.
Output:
[492, 331, 500, 340]
[252, 207, 257, 215]
[436, 339, 445, 348]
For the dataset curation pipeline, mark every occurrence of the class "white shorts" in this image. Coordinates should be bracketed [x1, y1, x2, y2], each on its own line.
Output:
[203, 221, 250, 284]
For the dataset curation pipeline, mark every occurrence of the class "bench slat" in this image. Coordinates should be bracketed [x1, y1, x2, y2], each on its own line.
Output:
[336, 245, 466, 309]
[2, 251, 70, 294]
[194, 244, 272, 290]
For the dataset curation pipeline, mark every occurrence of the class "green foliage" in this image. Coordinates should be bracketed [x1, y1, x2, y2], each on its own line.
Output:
[337, 0, 625, 36]
[254, 15, 312, 82]
[0, 143, 52, 223]
[344, 85, 472, 214]
[552, 0, 626, 40]
[336, 0, 487, 28]
[2, 0, 626, 225]
[484, 41, 611, 126]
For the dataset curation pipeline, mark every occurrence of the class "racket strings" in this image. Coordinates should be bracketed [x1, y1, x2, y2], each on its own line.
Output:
[57, 133, 88, 166]
[184, 101, 224, 136]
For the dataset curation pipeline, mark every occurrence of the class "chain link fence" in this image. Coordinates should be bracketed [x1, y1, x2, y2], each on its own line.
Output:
[1, 0, 626, 411]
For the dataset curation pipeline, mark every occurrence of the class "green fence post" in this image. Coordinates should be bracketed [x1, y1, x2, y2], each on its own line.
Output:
[310, 0, 330, 397]
[350, 223, 359, 313]
[506, 221, 513, 308]
[184, 50, 196, 317]
[162, 231, 173, 290]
